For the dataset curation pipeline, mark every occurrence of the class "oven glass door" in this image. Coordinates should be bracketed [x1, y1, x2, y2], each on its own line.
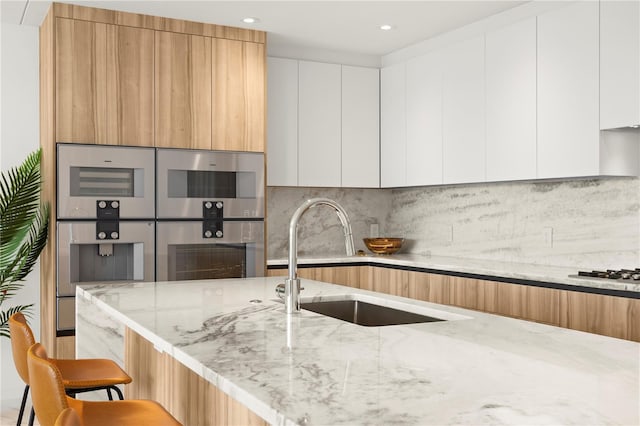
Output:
[57, 144, 155, 219]
[156, 221, 264, 282]
[156, 149, 264, 219]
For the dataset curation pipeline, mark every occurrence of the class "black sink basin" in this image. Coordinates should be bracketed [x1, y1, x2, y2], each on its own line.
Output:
[301, 299, 446, 327]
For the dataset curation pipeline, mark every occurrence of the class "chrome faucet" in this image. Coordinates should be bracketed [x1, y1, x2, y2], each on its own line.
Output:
[282, 198, 355, 314]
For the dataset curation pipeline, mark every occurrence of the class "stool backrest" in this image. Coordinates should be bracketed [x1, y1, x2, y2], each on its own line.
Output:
[27, 343, 70, 426]
[54, 408, 83, 426]
[8, 312, 36, 385]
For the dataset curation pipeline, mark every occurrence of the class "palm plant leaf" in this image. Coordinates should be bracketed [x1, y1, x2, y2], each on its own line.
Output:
[0, 304, 32, 338]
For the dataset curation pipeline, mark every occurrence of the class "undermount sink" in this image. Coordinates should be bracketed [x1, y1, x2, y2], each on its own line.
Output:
[300, 294, 464, 327]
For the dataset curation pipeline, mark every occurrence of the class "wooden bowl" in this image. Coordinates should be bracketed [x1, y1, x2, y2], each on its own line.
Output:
[363, 238, 404, 255]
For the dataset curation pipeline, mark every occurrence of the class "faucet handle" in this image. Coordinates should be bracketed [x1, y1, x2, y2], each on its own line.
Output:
[275, 282, 304, 301]
[275, 283, 285, 300]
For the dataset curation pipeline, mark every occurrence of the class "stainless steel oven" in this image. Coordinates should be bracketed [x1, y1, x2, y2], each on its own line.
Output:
[56, 221, 155, 331]
[156, 149, 264, 219]
[57, 144, 155, 219]
[156, 221, 264, 281]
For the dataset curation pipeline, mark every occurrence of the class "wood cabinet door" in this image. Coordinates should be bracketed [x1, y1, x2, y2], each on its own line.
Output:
[155, 31, 212, 149]
[105, 25, 154, 146]
[56, 18, 106, 143]
[212, 39, 265, 152]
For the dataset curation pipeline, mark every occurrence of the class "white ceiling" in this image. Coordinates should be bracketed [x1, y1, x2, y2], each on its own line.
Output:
[2, 0, 527, 57]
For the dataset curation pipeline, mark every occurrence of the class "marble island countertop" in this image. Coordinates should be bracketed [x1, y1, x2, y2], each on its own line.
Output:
[77, 277, 639, 426]
[268, 254, 640, 295]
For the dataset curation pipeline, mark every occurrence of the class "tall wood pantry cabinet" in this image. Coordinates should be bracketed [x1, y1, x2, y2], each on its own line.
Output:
[40, 2, 267, 358]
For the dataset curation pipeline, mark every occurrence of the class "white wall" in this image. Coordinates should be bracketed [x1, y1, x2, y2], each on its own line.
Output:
[0, 21, 40, 411]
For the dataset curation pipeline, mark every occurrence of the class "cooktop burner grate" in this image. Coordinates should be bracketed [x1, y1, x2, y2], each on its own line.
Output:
[573, 269, 640, 280]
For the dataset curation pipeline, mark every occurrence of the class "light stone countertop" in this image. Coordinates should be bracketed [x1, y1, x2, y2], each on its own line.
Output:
[268, 254, 640, 294]
[77, 277, 640, 426]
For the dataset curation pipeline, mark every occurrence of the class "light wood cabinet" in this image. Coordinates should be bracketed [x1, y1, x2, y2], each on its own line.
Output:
[537, 1, 600, 178]
[600, 0, 640, 129]
[485, 18, 537, 181]
[56, 18, 105, 143]
[105, 25, 154, 147]
[266, 57, 298, 186]
[56, 19, 154, 146]
[380, 62, 407, 188]
[272, 264, 640, 342]
[155, 31, 212, 149]
[212, 39, 265, 152]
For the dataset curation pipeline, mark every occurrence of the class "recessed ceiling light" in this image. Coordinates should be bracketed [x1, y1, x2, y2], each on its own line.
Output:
[242, 17, 260, 24]
[380, 24, 393, 31]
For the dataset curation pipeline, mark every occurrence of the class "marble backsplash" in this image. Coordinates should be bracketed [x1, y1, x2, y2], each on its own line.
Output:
[266, 187, 392, 258]
[267, 177, 640, 269]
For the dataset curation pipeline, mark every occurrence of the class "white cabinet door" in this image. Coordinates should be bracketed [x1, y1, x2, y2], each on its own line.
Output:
[442, 35, 485, 184]
[406, 50, 443, 186]
[342, 65, 380, 188]
[537, 1, 599, 178]
[600, 0, 640, 129]
[380, 62, 406, 188]
[267, 57, 298, 186]
[298, 61, 342, 187]
[485, 18, 537, 182]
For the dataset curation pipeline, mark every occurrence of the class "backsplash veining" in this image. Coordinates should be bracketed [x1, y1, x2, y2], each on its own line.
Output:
[266, 187, 392, 258]
[268, 177, 640, 269]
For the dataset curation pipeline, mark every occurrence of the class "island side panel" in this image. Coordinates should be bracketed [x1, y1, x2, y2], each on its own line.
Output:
[76, 290, 126, 367]
[124, 327, 268, 426]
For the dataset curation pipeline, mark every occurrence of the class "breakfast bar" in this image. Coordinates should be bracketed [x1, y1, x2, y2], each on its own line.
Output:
[76, 276, 639, 426]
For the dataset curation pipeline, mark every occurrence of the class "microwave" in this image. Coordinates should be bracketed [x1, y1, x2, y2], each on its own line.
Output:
[57, 144, 155, 219]
[156, 149, 264, 219]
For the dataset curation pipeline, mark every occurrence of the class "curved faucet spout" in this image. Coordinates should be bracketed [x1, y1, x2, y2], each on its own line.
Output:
[284, 198, 354, 314]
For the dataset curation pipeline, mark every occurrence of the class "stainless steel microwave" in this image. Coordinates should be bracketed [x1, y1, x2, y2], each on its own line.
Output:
[156, 149, 264, 219]
[57, 144, 155, 219]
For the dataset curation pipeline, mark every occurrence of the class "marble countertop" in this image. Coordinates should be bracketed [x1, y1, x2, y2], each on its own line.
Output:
[77, 277, 639, 426]
[268, 254, 640, 294]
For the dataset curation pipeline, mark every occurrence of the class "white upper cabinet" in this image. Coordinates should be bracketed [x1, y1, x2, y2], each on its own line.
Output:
[342, 65, 380, 188]
[267, 57, 298, 186]
[442, 35, 485, 184]
[298, 61, 342, 187]
[537, 1, 599, 179]
[406, 50, 443, 186]
[380, 63, 407, 188]
[600, 0, 640, 129]
[485, 18, 537, 182]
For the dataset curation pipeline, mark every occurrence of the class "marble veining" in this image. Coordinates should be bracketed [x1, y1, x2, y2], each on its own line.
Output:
[268, 177, 640, 269]
[77, 278, 639, 426]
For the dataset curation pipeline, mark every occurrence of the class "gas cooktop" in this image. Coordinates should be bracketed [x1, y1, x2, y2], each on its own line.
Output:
[570, 269, 640, 281]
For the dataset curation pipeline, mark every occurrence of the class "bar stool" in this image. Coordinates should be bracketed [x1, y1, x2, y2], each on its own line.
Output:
[27, 343, 182, 426]
[9, 313, 132, 425]
[54, 409, 82, 426]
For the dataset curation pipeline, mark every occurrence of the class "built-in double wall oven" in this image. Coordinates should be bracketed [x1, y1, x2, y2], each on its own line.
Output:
[56, 144, 265, 333]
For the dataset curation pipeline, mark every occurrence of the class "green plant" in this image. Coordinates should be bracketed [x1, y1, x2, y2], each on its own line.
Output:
[0, 149, 49, 337]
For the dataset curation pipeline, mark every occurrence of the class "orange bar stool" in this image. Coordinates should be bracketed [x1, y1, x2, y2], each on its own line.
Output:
[9, 313, 132, 425]
[27, 343, 182, 426]
[54, 409, 82, 426]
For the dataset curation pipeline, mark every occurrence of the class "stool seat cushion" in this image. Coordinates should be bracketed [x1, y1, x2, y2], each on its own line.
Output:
[52, 359, 132, 388]
[68, 398, 181, 426]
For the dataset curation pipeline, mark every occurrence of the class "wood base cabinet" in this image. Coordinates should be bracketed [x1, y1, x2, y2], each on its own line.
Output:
[125, 328, 267, 426]
[270, 265, 640, 342]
